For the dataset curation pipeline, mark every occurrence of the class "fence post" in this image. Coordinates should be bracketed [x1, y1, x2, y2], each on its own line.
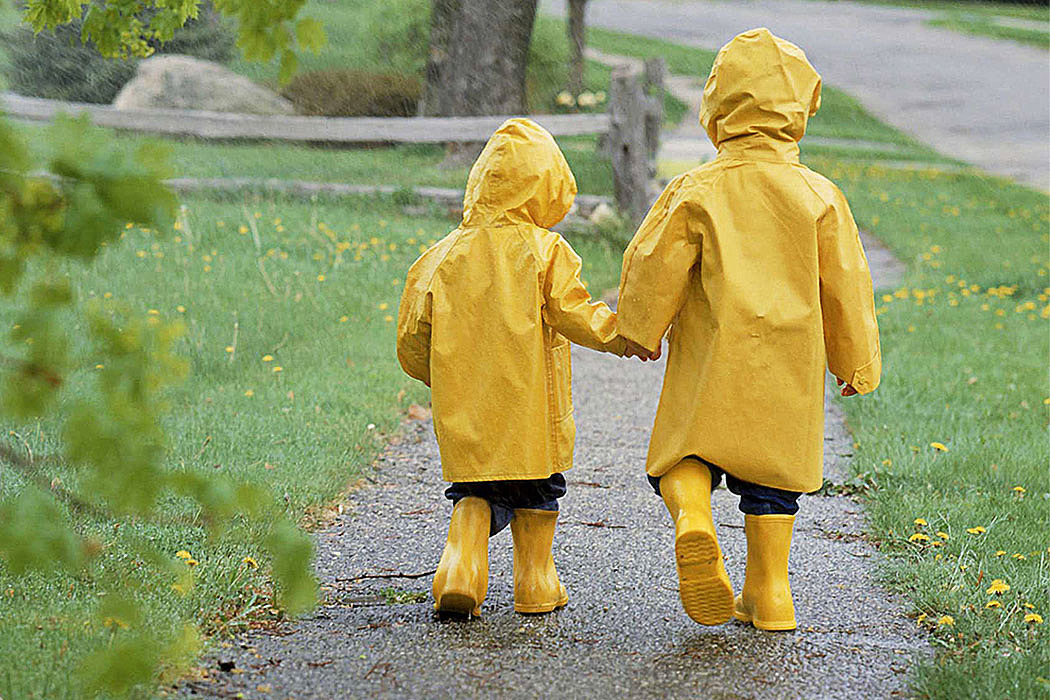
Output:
[643, 57, 665, 167]
[609, 66, 650, 225]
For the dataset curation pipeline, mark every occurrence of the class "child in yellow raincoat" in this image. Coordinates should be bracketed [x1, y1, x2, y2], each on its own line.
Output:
[617, 29, 881, 630]
[398, 118, 649, 617]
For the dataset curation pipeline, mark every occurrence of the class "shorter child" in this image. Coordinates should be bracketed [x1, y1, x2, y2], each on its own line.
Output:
[397, 118, 648, 617]
[617, 29, 881, 630]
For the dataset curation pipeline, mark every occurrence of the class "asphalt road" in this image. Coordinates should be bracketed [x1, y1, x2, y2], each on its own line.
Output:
[546, 0, 1050, 190]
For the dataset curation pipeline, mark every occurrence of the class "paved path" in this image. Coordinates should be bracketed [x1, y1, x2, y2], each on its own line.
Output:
[180, 243, 917, 699]
[547, 0, 1050, 190]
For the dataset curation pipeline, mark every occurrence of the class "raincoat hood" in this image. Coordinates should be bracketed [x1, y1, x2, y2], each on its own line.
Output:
[700, 28, 822, 149]
[462, 118, 577, 229]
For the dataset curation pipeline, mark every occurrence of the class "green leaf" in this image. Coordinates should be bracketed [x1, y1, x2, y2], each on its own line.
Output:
[0, 488, 85, 574]
[277, 47, 298, 85]
[266, 519, 317, 616]
[295, 16, 326, 54]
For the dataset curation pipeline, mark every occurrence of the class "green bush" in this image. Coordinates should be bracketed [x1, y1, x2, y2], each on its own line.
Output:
[1, 2, 235, 104]
[365, 0, 430, 75]
[281, 69, 421, 117]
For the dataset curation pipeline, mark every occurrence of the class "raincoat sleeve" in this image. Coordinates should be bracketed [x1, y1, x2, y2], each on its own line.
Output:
[818, 187, 881, 394]
[396, 260, 433, 387]
[541, 235, 627, 356]
[617, 181, 701, 351]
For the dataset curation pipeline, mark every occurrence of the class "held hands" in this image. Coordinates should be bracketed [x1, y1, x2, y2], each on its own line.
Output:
[836, 377, 858, 397]
[624, 338, 662, 362]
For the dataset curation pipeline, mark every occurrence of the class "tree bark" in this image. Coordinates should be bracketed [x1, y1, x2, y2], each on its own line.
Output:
[421, 0, 539, 117]
[568, 0, 588, 96]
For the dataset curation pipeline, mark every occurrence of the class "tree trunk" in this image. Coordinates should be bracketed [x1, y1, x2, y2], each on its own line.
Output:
[421, 0, 539, 117]
[568, 0, 588, 96]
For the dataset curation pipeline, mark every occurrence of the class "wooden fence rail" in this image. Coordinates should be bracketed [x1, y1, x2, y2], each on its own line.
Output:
[0, 92, 610, 143]
[2, 58, 665, 220]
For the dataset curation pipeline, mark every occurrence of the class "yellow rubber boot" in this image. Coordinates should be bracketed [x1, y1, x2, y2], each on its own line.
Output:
[734, 514, 797, 631]
[432, 497, 490, 617]
[660, 459, 734, 625]
[510, 509, 568, 614]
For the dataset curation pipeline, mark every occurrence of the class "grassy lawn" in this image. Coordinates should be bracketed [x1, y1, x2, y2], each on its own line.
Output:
[803, 155, 1049, 698]
[927, 15, 1048, 49]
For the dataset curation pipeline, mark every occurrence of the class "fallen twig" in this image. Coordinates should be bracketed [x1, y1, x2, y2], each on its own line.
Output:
[336, 568, 437, 583]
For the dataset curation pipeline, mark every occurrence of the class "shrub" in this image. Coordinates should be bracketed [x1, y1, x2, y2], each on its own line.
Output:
[365, 0, 430, 75]
[1, 2, 235, 104]
[281, 69, 421, 117]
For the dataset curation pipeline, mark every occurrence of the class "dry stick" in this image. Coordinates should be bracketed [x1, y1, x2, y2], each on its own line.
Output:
[241, 203, 262, 255]
[256, 257, 279, 298]
[335, 568, 437, 583]
[0, 443, 107, 519]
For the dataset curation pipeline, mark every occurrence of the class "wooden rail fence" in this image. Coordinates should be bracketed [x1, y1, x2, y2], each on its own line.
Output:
[2, 60, 664, 221]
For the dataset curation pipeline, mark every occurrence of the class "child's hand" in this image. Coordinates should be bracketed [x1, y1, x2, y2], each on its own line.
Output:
[836, 377, 858, 396]
[624, 339, 661, 362]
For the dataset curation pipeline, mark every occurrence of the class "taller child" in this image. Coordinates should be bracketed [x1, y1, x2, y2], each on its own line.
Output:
[398, 118, 642, 618]
[617, 29, 881, 630]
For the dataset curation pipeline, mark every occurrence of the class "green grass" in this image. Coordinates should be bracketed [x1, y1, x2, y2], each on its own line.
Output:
[852, 0, 1049, 22]
[803, 155, 1050, 699]
[0, 189, 626, 696]
[928, 16, 1048, 49]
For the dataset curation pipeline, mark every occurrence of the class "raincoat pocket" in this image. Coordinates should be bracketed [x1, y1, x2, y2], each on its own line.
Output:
[549, 340, 573, 421]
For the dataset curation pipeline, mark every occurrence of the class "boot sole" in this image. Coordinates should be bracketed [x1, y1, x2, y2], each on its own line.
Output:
[676, 529, 734, 625]
[514, 593, 568, 614]
[435, 592, 481, 617]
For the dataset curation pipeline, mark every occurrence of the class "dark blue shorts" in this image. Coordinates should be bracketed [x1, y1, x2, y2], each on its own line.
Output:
[648, 459, 801, 516]
[445, 473, 567, 536]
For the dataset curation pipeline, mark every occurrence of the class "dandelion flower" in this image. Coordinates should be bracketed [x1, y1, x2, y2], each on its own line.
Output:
[908, 533, 930, 543]
[244, 390, 254, 397]
[339, 316, 349, 323]
[175, 550, 192, 560]
[242, 556, 259, 570]
[317, 275, 326, 282]
[272, 366, 283, 373]
[1012, 486, 1026, 494]
[986, 579, 1010, 595]
[985, 600, 1001, 609]
[930, 442, 949, 452]
[937, 615, 954, 627]
[995, 550, 1006, 557]
[1024, 613, 1043, 624]
[936, 531, 949, 540]
[262, 355, 273, 362]
[1012, 553, 1026, 560]
[176, 305, 186, 313]
[916, 613, 927, 626]
[378, 302, 389, 311]
[225, 346, 234, 353]
[914, 518, 928, 526]
[1024, 603, 1035, 609]
[185, 558, 199, 567]
[966, 526, 986, 535]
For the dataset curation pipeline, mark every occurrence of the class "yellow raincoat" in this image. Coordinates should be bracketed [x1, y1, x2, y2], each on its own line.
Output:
[617, 28, 881, 493]
[398, 118, 626, 483]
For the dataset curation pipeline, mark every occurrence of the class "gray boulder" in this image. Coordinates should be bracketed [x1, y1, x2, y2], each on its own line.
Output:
[113, 55, 295, 115]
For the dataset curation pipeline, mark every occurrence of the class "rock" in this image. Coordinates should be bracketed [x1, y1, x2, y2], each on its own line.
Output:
[588, 201, 620, 226]
[113, 55, 295, 115]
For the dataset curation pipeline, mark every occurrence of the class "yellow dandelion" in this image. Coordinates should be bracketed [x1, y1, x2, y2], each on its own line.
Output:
[1012, 486, 1026, 494]
[966, 526, 986, 535]
[317, 274, 326, 282]
[909, 533, 931, 543]
[936, 531, 949, 540]
[175, 550, 192, 560]
[916, 613, 927, 626]
[148, 309, 160, 316]
[1012, 553, 1026, 560]
[272, 366, 283, 373]
[378, 302, 389, 311]
[1024, 603, 1035, 609]
[262, 355, 273, 362]
[914, 518, 928, 526]
[384, 315, 394, 323]
[225, 346, 234, 353]
[185, 558, 199, 567]
[339, 316, 349, 323]
[241, 556, 259, 570]
[244, 390, 254, 397]
[239, 225, 249, 234]
[1024, 613, 1043, 624]
[882, 459, 892, 466]
[995, 550, 1006, 557]
[176, 305, 186, 313]
[937, 615, 954, 627]
[985, 600, 1001, 609]
[986, 579, 1010, 595]
[930, 442, 949, 452]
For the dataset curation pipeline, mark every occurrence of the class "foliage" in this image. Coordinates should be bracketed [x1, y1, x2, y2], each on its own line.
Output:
[2, 3, 236, 104]
[22, 0, 326, 83]
[0, 0, 328, 695]
[281, 68, 421, 117]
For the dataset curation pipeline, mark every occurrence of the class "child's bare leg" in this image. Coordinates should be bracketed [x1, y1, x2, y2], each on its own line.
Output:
[655, 458, 734, 625]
